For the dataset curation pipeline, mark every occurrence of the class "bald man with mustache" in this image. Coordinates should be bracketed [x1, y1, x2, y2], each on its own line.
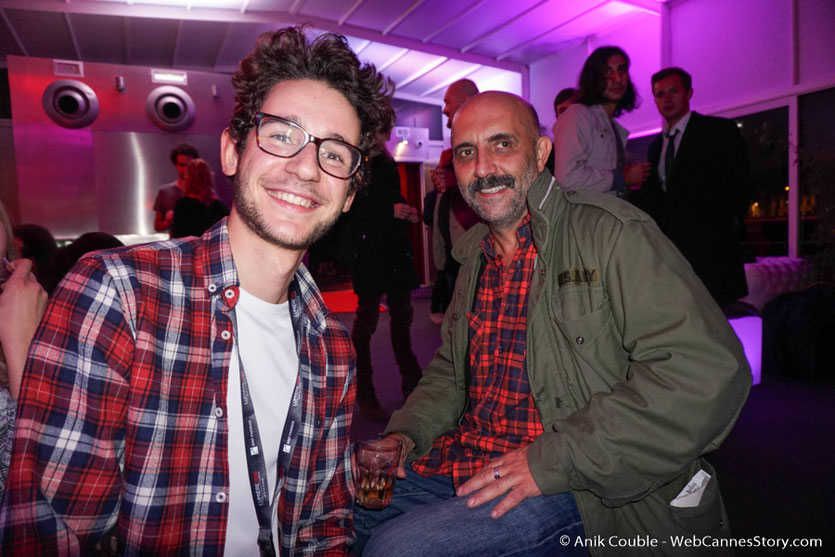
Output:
[353, 92, 750, 557]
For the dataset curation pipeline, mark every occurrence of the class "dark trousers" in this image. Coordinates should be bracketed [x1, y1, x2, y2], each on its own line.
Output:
[352, 291, 422, 401]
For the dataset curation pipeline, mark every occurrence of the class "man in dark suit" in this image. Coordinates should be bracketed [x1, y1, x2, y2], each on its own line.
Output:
[636, 67, 751, 309]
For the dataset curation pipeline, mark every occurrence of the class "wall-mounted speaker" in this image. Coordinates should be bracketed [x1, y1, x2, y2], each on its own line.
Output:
[146, 85, 195, 132]
[41, 79, 100, 128]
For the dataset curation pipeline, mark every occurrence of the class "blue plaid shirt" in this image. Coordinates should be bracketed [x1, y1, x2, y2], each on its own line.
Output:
[0, 220, 356, 556]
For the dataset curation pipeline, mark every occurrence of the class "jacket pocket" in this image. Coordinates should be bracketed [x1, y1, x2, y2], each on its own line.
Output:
[552, 289, 628, 391]
[668, 460, 729, 537]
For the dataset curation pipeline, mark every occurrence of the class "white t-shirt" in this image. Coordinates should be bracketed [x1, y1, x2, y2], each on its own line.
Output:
[224, 288, 299, 556]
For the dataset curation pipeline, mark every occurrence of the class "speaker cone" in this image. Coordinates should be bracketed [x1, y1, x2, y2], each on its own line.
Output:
[41, 79, 100, 128]
[146, 86, 196, 132]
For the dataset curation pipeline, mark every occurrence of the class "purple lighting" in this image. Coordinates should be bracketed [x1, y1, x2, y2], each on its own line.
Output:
[728, 316, 762, 386]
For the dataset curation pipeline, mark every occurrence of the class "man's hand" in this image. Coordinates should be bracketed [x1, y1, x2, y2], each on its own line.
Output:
[624, 161, 650, 187]
[456, 446, 542, 519]
[430, 167, 448, 193]
[393, 203, 419, 224]
[0, 259, 48, 399]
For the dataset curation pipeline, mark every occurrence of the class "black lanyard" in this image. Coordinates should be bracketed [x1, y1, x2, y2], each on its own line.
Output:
[236, 331, 303, 557]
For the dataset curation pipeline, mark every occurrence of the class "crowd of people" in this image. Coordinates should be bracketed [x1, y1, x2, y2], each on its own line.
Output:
[0, 26, 753, 556]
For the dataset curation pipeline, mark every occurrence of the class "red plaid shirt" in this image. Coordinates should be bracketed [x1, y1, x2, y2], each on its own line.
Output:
[412, 215, 543, 487]
[0, 220, 356, 556]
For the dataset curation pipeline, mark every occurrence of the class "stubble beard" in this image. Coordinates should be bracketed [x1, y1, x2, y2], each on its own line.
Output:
[232, 172, 339, 251]
[464, 164, 539, 230]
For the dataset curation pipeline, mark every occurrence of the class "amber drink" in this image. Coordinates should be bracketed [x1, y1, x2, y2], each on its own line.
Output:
[355, 438, 401, 509]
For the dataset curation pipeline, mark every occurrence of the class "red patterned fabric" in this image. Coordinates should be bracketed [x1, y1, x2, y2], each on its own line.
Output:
[0, 220, 356, 556]
[412, 215, 543, 488]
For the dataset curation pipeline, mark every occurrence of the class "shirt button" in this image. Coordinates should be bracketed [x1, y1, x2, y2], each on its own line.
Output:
[224, 289, 235, 299]
[220, 330, 231, 341]
[214, 406, 223, 418]
[207, 284, 217, 293]
[575, 336, 585, 344]
[452, 312, 460, 320]
[539, 268, 546, 276]
[215, 491, 227, 503]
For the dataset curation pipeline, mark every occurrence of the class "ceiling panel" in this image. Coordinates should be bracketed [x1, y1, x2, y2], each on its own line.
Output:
[470, 0, 606, 59]
[125, 16, 179, 67]
[70, 13, 127, 64]
[509, 1, 651, 62]
[298, 0, 355, 24]
[3, 8, 77, 59]
[355, 41, 410, 70]
[383, 0, 479, 40]
[0, 0, 666, 105]
[174, 19, 230, 69]
[246, 0, 296, 10]
[383, 49, 447, 88]
[0, 11, 25, 57]
[429, 0, 544, 50]
[213, 21, 280, 71]
[344, 0, 422, 33]
[396, 58, 481, 98]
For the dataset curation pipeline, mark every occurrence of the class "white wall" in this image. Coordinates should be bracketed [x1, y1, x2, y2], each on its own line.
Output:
[798, 0, 835, 84]
[528, 13, 661, 138]
[668, 0, 835, 112]
[590, 13, 662, 134]
[669, 0, 792, 111]
[528, 0, 835, 137]
[529, 41, 587, 137]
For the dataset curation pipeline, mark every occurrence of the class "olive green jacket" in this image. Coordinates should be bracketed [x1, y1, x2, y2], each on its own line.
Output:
[385, 170, 751, 555]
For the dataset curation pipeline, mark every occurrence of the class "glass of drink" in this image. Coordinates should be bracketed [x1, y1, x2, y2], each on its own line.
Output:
[354, 438, 402, 509]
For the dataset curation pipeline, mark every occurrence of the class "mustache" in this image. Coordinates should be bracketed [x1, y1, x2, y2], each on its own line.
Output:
[467, 174, 516, 195]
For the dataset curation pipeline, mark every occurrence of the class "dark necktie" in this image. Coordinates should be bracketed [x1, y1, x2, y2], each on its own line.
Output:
[664, 129, 678, 186]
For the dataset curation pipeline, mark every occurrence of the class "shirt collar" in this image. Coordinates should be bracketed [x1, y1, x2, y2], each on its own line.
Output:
[481, 213, 533, 263]
[199, 219, 330, 336]
[663, 110, 692, 136]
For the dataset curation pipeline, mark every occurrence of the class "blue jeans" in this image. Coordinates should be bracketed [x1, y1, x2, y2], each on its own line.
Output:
[353, 464, 587, 556]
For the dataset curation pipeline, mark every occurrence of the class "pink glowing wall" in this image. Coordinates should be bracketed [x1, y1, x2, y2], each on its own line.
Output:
[528, 0, 835, 139]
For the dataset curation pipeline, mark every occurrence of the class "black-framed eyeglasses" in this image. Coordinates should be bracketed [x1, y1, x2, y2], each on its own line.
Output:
[255, 112, 366, 180]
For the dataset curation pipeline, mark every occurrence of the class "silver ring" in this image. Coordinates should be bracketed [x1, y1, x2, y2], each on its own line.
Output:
[493, 466, 501, 480]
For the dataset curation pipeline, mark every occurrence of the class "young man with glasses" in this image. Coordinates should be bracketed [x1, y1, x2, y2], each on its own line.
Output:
[1, 27, 394, 555]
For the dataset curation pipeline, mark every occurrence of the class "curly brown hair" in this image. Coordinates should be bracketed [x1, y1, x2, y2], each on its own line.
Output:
[228, 26, 395, 191]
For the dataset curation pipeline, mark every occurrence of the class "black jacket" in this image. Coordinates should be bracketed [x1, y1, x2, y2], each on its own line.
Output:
[634, 112, 751, 307]
[344, 152, 419, 297]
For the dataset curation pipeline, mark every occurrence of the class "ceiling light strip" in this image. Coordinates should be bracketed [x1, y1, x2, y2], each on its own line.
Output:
[614, 0, 663, 15]
[461, 0, 550, 53]
[419, 64, 482, 97]
[0, 8, 28, 56]
[172, 18, 183, 67]
[213, 21, 234, 70]
[383, 0, 425, 36]
[63, 12, 82, 60]
[378, 48, 411, 72]
[289, 0, 306, 15]
[396, 57, 448, 89]
[339, 0, 366, 26]
[422, 0, 488, 43]
[496, 0, 608, 61]
[354, 39, 372, 55]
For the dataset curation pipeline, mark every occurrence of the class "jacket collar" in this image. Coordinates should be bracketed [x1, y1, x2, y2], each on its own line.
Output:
[451, 169, 560, 265]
